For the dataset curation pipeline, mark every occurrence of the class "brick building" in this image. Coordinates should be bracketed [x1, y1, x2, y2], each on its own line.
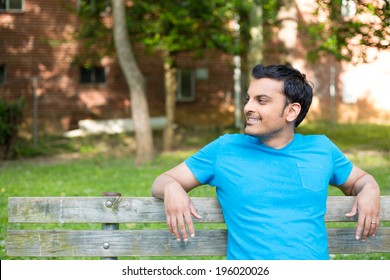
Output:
[1, 0, 389, 137]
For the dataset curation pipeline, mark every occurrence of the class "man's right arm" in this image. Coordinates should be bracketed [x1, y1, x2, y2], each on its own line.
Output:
[151, 162, 202, 242]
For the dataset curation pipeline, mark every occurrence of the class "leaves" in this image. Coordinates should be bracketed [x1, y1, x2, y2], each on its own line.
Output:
[307, 0, 390, 64]
[126, 0, 239, 56]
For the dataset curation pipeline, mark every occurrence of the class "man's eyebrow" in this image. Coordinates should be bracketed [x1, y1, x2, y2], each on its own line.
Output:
[253, 93, 273, 99]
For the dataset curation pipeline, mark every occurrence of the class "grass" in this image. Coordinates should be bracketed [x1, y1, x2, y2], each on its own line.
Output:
[1, 122, 389, 260]
[296, 122, 390, 153]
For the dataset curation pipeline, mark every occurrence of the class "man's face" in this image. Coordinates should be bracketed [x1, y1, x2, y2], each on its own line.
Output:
[244, 78, 292, 139]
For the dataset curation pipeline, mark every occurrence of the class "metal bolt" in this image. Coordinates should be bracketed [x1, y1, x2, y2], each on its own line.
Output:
[105, 200, 113, 208]
[103, 242, 110, 250]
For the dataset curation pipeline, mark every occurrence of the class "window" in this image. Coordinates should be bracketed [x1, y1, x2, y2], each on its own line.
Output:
[0, 65, 5, 85]
[177, 69, 196, 102]
[0, 0, 24, 12]
[80, 66, 106, 84]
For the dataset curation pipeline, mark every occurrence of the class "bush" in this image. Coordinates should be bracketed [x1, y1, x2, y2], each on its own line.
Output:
[0, 97, 26, 160]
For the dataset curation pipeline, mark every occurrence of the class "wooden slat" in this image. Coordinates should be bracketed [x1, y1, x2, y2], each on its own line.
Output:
[6, 230, 227, 257]
[327, 228, 390, 254]
[7, 228, 390, 257]
[8, 196, 390, 224]
[7, 197, 222, 223]
[326, 196, 390, 222]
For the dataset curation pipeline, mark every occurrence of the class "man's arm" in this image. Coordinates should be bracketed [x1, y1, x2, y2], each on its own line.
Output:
[151, 162, 202, 242]
[337, 165, 380, 240]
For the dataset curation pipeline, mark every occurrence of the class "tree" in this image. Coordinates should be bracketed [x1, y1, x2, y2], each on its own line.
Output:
[127, 0, 240, 150]
[75, 0, 243, 152]
[111, 0, 154, 165]
[76, 0, 154, 165]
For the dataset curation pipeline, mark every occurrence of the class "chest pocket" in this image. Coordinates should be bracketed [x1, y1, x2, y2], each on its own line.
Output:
[297, 162, 326, 192]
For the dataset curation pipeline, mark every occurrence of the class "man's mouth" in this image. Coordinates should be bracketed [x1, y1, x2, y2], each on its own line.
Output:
[246, 116, 261, 125]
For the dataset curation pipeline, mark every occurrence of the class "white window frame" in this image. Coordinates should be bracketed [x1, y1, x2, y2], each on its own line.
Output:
[0, 0, 24, 12]
[177, 69, 196, 102]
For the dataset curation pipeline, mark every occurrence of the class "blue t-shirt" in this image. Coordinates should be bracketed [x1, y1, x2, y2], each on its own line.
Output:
[185, 134, 353, 260]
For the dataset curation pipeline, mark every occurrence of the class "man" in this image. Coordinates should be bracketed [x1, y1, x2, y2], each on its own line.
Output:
[151, 64, 380, 260]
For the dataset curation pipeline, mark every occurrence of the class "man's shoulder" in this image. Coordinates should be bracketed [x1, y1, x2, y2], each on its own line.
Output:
[218, 133, 257, 144]
[294, 134, 334, 151]
[296, 134, 330, 144]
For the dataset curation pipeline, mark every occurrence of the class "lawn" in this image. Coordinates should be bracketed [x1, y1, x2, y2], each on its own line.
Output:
[1, 122, 389, 260]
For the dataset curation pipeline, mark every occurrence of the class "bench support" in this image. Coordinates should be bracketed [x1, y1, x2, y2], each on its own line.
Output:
[101, 192, 121, 260]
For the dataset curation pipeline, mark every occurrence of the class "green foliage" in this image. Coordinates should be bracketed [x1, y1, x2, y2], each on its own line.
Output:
[259, 0, 282, 24]
[74, 0, 282, 64]
[73, 1, 389, 66]
[73, 0, 114, 66]
[0, 97, 26, 160]
[306, 0, 390, 64]
[126, 0, 238, 58]
[13, 136, 78, 158]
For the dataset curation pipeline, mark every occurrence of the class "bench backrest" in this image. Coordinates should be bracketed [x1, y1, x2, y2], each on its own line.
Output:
[7, 196, 390, 258]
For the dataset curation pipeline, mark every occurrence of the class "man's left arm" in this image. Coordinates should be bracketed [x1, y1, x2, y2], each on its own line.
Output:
[337, 165, 380, 241]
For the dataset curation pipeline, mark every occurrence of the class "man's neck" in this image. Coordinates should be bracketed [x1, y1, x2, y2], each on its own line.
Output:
[257, 130, 295, 150]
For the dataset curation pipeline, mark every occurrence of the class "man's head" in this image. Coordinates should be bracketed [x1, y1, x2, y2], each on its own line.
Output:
[251, 64, 313, 127]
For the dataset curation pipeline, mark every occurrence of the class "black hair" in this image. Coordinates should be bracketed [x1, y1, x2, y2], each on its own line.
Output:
[251, 64, 313, 127]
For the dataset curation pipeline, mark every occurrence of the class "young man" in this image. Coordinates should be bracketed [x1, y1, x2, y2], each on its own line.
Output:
[151, 64, 380, 260]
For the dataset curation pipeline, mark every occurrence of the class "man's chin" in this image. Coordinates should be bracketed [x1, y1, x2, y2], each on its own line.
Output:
[244, 126, 257, 136]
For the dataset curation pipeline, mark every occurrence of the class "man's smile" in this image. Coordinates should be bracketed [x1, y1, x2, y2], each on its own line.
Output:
[246, 116, 261, 125]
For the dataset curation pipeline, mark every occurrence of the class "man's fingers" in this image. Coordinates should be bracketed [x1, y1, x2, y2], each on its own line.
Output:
[357, 215, 380, 241]
[345, 200, 358, 217]
[184, 211, 196, 239]
[177, 215, 189, 242]
[169, 214, 181, 241]
[361, 219, 371, 241]
[166, 211, 193, 241]
[166, 215, 173, 235]
[164, 197, 198, 242]
[362, 217, 379, 241]
[369, 217, 379, 237]
[355, 214, 365, 240]
[190, 202, 202, 220]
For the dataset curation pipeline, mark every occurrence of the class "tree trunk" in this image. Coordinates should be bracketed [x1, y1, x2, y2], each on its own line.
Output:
[162, 55, 177, 151]
[111, 0, 154, 165]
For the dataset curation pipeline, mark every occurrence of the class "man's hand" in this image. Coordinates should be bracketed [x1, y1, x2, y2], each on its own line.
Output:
[151, 162, 203, 242]
[164, 185, 202, 242]
[345, 183, 380, 240]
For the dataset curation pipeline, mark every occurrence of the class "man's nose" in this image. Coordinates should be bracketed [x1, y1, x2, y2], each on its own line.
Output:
[244, 99, 254, 113]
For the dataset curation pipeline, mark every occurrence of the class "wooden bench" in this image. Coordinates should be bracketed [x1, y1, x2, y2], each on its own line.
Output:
[6, 194, 390, 259]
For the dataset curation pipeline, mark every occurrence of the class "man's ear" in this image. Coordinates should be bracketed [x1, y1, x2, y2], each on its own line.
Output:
[286, 103, 301, 123]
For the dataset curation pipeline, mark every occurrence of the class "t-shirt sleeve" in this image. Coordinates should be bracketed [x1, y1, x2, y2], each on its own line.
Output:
[327, 137, 353, 186]
[184, 136, 222, 185]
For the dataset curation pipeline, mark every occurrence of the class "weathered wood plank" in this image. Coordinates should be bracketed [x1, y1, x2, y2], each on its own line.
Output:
[8, 196, 390, 223]
[6, 230, 227, 257]
[7, 197, 222, 223]
[325, 196, 390, 222]
[327, 228, 390, 254]
[7, 228, 390, 257]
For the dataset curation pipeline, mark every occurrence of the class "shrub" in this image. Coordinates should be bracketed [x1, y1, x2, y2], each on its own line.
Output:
[0, 97, 26, 160]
